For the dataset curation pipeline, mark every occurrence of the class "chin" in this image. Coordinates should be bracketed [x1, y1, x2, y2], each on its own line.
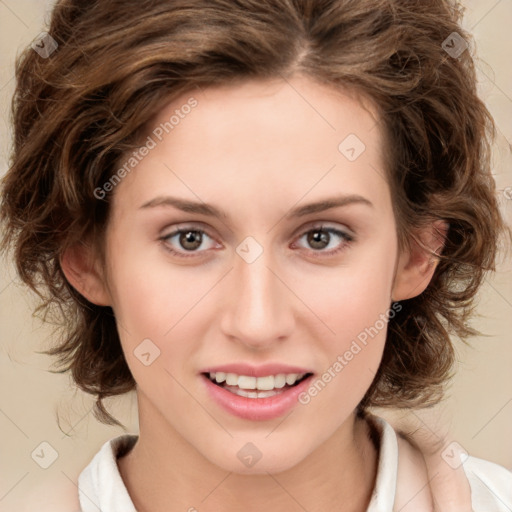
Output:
[203, 440, 308, 475]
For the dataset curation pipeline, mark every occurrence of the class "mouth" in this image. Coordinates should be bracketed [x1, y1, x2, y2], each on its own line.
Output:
[200, 369, 315, 421]
[202, 371, 314, 399]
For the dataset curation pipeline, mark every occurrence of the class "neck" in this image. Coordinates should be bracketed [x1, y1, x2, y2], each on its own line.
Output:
[118, 395, 378, 512]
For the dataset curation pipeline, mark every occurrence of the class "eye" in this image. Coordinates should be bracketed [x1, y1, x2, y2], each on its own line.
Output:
[159, 223, 354, 259]
[292, 224, 354, 257]
[160, 227, 219, 258]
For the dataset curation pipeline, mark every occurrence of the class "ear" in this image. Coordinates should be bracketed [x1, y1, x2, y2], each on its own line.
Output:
[59, 241, 111, 306]
[391, 220, 449, 302]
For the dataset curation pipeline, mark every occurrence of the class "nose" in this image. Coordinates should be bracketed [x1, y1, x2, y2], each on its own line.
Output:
[220, 246, 296, 351]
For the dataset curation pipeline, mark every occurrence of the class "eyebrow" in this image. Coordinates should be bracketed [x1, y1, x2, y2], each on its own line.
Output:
[139, 194, 373, 219]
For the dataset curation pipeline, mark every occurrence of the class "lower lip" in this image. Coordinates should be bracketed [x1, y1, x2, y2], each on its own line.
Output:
[201, 374, 314, 421]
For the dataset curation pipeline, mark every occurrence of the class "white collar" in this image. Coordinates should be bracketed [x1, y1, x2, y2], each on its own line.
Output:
[75, 414, 437, 511]
[365, 414, 398, 511]
[78, 413, 399, 511]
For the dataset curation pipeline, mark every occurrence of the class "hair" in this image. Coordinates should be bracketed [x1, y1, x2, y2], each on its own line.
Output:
[1, 0, 510, 428]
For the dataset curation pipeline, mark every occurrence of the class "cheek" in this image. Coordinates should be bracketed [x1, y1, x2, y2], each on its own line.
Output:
[299, 275, 392, 418]
[306, 256, 395, 341]
[104, 243, 209, 381]
[298, 244, 396, 387]
[106, 238, 200, 335]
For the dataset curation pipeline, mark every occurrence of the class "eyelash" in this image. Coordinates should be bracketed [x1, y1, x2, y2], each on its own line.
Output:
[159, 223, 354, 259]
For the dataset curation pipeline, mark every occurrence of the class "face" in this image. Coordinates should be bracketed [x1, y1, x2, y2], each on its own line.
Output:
[96, 75, 402, 473]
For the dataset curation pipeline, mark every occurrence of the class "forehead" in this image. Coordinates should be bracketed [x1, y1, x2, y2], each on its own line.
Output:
[111, 75, 390, 224]
[152, 76, 382, 156]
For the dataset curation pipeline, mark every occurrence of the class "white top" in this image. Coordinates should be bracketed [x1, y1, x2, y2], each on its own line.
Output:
[77, 414, 512, 511]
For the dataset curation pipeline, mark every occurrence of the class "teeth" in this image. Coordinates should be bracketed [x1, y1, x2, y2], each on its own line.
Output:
[285, 373, 299, 385]
[274, 374, 287, 388]
[238, 376, 257, 389]
[227, 387, 284, 399]
[225, 373, 238, 386]
[208, 372, 307, 390]
[213, 372, 226, 383]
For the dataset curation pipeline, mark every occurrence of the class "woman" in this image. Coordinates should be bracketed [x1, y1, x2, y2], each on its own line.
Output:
[1, 0, 511, 510]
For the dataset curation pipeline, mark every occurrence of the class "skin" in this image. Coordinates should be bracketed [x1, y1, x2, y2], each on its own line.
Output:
[61, 75, 447, 512]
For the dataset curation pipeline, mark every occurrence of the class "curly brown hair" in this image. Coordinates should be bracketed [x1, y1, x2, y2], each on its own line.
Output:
[1, 0, 510, 428]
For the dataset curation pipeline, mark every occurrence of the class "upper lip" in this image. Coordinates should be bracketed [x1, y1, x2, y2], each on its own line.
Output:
[201, 363, 314, 378]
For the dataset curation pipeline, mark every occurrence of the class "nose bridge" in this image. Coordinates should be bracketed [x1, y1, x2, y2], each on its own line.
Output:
[221, 241, 294, 348]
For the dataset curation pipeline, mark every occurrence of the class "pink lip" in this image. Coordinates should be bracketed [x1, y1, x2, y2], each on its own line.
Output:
[201, 373, 314, 421]
[201, 363, 313, 378]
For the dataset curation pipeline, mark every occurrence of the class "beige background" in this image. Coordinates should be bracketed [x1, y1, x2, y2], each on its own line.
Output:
[1, 1, 511, 509]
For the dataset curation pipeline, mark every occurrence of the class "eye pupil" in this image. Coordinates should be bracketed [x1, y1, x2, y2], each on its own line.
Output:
[180, 230, 202, 250]
[308, 230, 329, 249]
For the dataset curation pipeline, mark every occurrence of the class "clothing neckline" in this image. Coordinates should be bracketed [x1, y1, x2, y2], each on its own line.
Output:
[78, 412, 398, 511]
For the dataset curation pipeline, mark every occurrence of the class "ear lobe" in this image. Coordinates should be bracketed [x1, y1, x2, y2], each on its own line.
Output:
[391, 220, 449, 302]
[60, 241, 111, 306]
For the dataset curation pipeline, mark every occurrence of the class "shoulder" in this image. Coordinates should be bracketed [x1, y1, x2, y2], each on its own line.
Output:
[399, 428, 512, 511]
[78, 434, 138, 512]
[369, 412, 511, 512]
[462, 454, 512, 511]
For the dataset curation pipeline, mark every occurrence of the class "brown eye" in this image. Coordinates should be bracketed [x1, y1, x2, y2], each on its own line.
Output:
[161, 227, 219, 257]
[294, 225, 354, 257]
[178, 230, 203, 251]
[306, 229, 330, 250]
